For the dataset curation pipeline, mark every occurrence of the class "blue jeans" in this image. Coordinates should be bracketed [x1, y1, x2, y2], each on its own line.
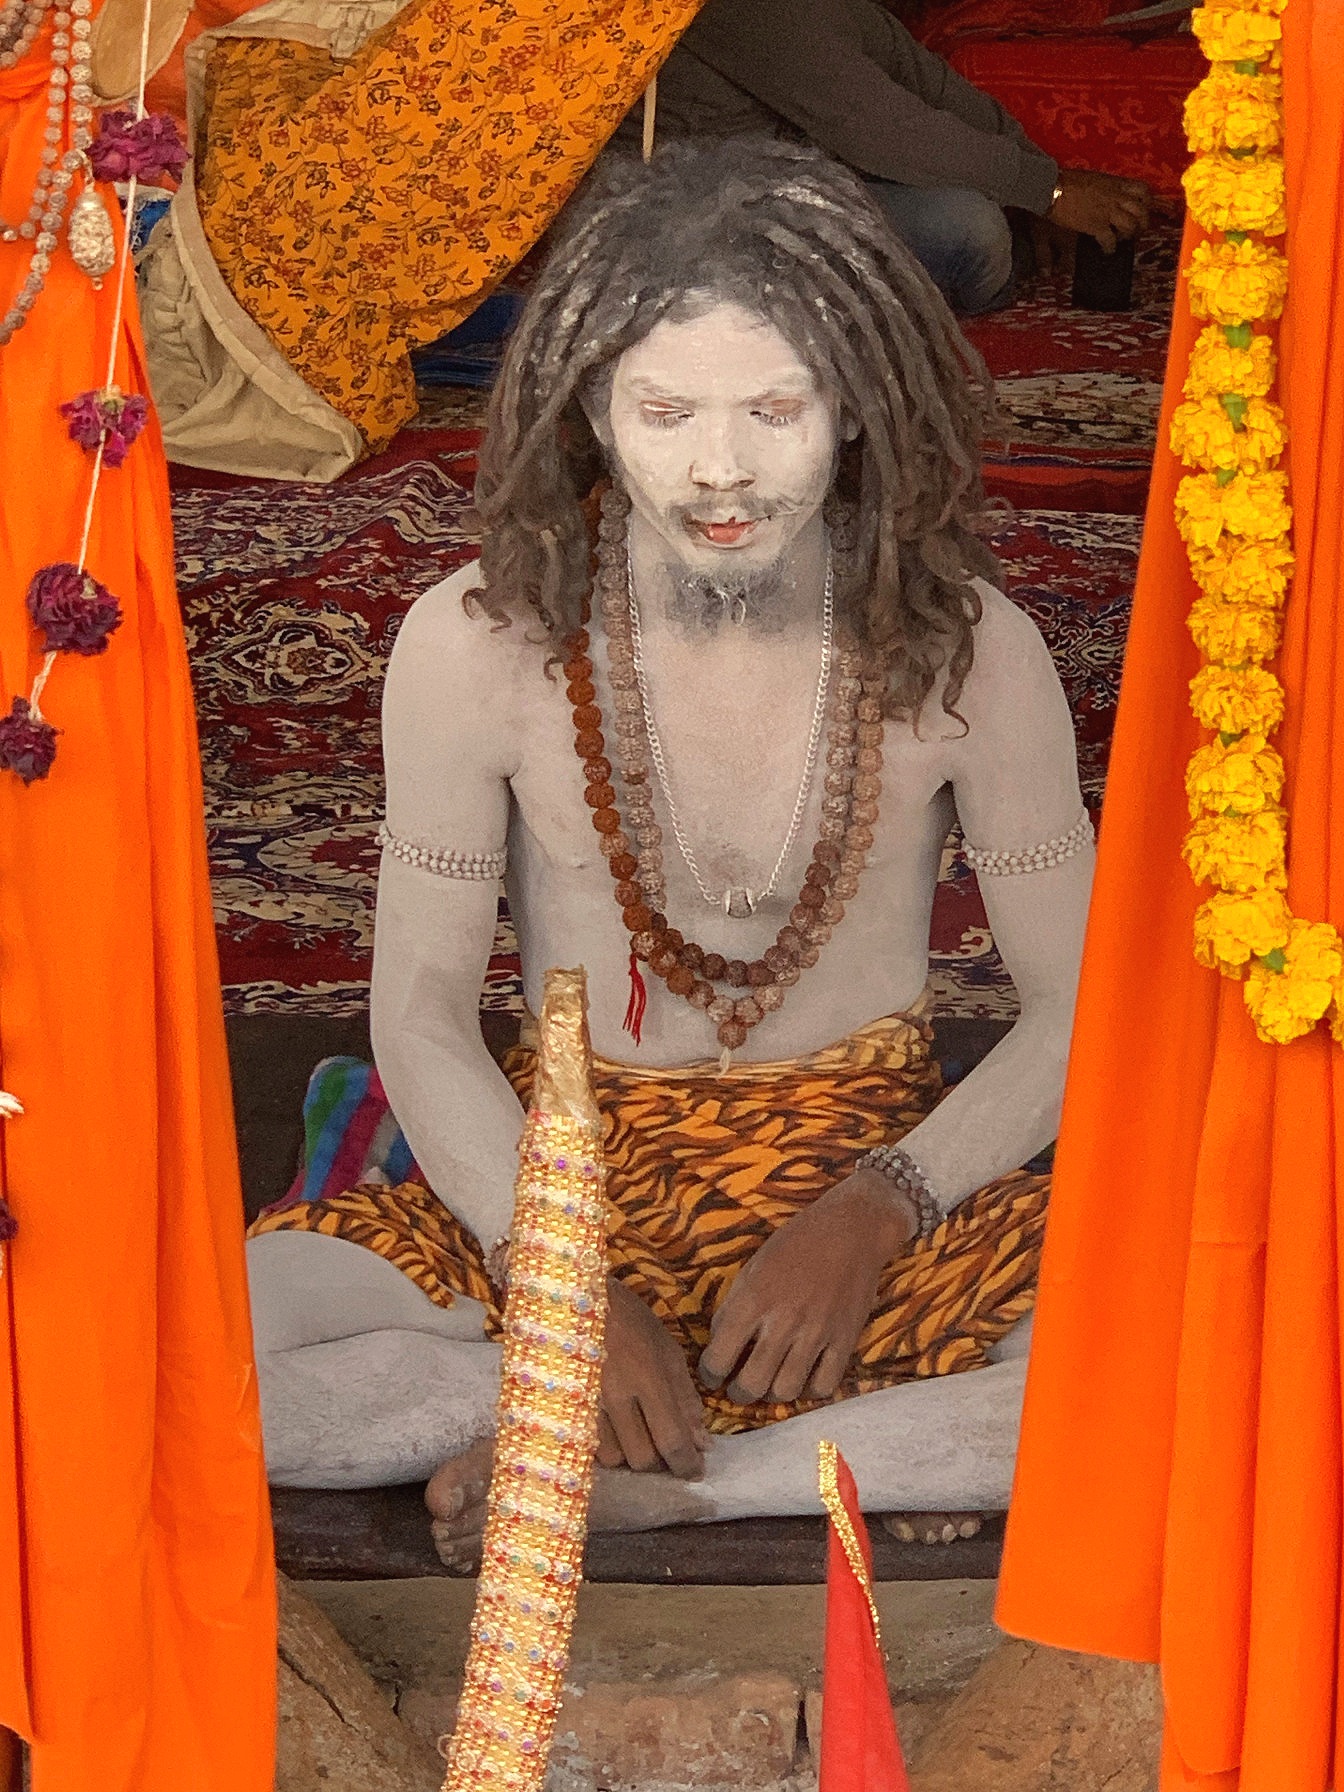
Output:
[864, 181, 1015, 316]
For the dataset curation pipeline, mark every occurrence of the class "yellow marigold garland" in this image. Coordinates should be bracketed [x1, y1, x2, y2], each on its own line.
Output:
[1176, 0, 1344, 1045]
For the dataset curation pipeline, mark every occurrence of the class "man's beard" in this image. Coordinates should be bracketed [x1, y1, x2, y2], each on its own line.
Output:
[668, 563, 788, 633]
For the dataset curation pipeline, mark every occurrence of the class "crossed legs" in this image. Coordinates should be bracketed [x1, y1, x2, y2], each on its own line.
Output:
[248, 1227, 1031, 1553]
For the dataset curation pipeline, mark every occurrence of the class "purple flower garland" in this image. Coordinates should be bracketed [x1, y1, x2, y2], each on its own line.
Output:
[0, 697, 59, 785]
[60, 386, 149, 467]
[87, 109, 187, 186]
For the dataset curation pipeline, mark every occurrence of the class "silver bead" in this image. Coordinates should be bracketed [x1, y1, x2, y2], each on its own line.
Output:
[68, 183, 115, 278]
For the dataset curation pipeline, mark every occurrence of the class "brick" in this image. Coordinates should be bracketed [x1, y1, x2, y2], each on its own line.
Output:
[909, 1640, 1162, 1792]
[554, 1670, 804, 1789]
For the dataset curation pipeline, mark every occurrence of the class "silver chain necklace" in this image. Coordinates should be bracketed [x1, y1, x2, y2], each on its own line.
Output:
[625, 547, 835, 920]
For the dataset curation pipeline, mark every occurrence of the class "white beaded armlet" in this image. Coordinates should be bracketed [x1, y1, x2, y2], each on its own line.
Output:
[378, 822, 507, 881]
[962, 811, 1094, 877]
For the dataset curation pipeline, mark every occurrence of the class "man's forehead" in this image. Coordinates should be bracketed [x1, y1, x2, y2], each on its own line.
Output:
[616, 308, 822, 395]
[623, 366, 816, 396]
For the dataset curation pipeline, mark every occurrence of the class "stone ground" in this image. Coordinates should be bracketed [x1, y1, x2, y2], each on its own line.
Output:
[300, 1575, 995, 1788]
[287, 1574, 1163, 1792]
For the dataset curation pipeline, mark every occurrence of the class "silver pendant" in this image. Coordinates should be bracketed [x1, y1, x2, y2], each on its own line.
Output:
[724, 888, 757, 920]
[68, 185, 117, 283]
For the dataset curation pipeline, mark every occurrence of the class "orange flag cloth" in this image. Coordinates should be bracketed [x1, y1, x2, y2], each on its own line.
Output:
[0, 16, 276, 1790]
[997, 4, 1344, 1789]
[818, 1443, 911, 1792]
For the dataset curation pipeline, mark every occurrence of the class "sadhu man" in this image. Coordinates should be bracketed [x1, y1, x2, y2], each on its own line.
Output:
[246, 139, 1095, 1558]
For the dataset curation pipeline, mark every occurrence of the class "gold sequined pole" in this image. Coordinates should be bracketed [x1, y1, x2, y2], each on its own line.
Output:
[443, 968, 608, 1792]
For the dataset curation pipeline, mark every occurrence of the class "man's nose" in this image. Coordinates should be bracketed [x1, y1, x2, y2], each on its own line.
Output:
[688, 420, 754, 491]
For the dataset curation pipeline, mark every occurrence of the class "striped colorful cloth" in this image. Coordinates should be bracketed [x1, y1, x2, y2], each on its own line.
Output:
[265, 1057, 419, 1215]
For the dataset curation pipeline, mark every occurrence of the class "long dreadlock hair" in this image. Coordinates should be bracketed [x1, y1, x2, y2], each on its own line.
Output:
[472, 136, 1001, 720]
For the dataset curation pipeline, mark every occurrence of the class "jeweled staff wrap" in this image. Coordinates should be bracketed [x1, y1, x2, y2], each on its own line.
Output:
[443, 967, 608, 1792]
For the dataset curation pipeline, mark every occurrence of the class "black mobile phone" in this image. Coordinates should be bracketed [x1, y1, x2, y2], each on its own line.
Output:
[1071, 231, 1137, 311]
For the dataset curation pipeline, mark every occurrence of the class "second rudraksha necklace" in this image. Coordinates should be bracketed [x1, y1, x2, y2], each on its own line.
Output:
[563, 488, 887, 1064]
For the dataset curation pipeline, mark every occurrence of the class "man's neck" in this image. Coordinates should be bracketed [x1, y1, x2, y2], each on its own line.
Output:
[626, 512, 829, 644]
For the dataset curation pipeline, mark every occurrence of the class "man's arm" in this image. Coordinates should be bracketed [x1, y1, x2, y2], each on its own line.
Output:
[700, 588, 1091, 1406]
[371, 569, 528, 1252]
[376, 571, 709, 1479]
[899, 586, 1092, 1202]
[680, 0, 1059, 212]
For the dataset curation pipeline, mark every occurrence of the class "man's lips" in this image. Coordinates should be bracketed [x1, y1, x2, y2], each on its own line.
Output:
[685, 515, 766, 547]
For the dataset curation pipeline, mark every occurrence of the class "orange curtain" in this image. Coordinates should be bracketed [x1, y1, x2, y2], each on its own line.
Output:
[997, 3, 1344, 1788]
[0, 21, 276, 1791]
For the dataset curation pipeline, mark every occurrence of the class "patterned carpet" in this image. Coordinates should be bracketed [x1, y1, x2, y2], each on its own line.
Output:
[174, 210, 1178, 1023]
[965, 205, 1180, 514]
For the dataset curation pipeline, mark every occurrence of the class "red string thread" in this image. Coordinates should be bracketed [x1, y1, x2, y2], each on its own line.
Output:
[624, 950, 647, 1047]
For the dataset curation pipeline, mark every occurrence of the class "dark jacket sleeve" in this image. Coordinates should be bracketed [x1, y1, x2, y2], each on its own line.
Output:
[678, 0, 1060, 213]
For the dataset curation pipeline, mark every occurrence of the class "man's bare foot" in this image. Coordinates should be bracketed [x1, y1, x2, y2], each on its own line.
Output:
[425, 1433, 720, 1566]
[881, 1511, 987, 1546]
[425, 1436, 494, 1572]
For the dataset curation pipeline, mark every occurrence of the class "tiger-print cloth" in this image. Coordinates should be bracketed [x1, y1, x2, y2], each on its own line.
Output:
[248, 1008, 1050, 1433]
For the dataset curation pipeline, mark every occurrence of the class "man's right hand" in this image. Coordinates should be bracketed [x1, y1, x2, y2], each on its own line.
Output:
[1047, 168, 1151, 253]
[597, 1276, 710, 1480]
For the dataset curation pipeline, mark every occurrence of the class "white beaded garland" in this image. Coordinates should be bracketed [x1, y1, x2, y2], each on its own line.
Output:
[378, 822, 507, 881]
[0, 0, 99, 346]
[962, 812, 1095, 877]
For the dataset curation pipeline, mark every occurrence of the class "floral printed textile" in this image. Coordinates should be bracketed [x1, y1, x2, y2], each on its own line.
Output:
[196, 0, 704, 452]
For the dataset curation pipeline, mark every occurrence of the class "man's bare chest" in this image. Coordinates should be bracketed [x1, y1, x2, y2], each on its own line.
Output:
[504, 660, 958, 901]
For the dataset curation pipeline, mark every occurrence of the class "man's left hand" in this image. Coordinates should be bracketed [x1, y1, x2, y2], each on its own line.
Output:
[1047, 168, 1151, 254]
[697, 1171, 915, 1407]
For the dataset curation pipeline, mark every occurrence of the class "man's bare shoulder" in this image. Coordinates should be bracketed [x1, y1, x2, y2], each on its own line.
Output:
[389, 560, 544, 707]
[391, 560, 545, 680]
[955, 581, 1070, 739]
[384, 562, 546, 776]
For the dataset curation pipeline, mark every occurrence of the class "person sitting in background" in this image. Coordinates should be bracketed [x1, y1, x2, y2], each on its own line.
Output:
[617, 0, 1150, 314]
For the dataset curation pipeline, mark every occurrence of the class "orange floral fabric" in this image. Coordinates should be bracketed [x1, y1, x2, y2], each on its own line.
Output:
[195, 0, 704, 452]
[251, 1011, 1050, 1434]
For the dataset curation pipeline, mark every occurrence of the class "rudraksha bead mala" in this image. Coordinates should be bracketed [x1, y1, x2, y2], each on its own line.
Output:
[564, 491, 886, 1059]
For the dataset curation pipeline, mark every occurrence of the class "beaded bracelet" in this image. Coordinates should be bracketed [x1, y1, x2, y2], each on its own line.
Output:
[854, 1143, 943, 1243]
[962, 812, 1094, 877]
[378, 821, 507, 880]
[485, 1235, 511, 1297]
